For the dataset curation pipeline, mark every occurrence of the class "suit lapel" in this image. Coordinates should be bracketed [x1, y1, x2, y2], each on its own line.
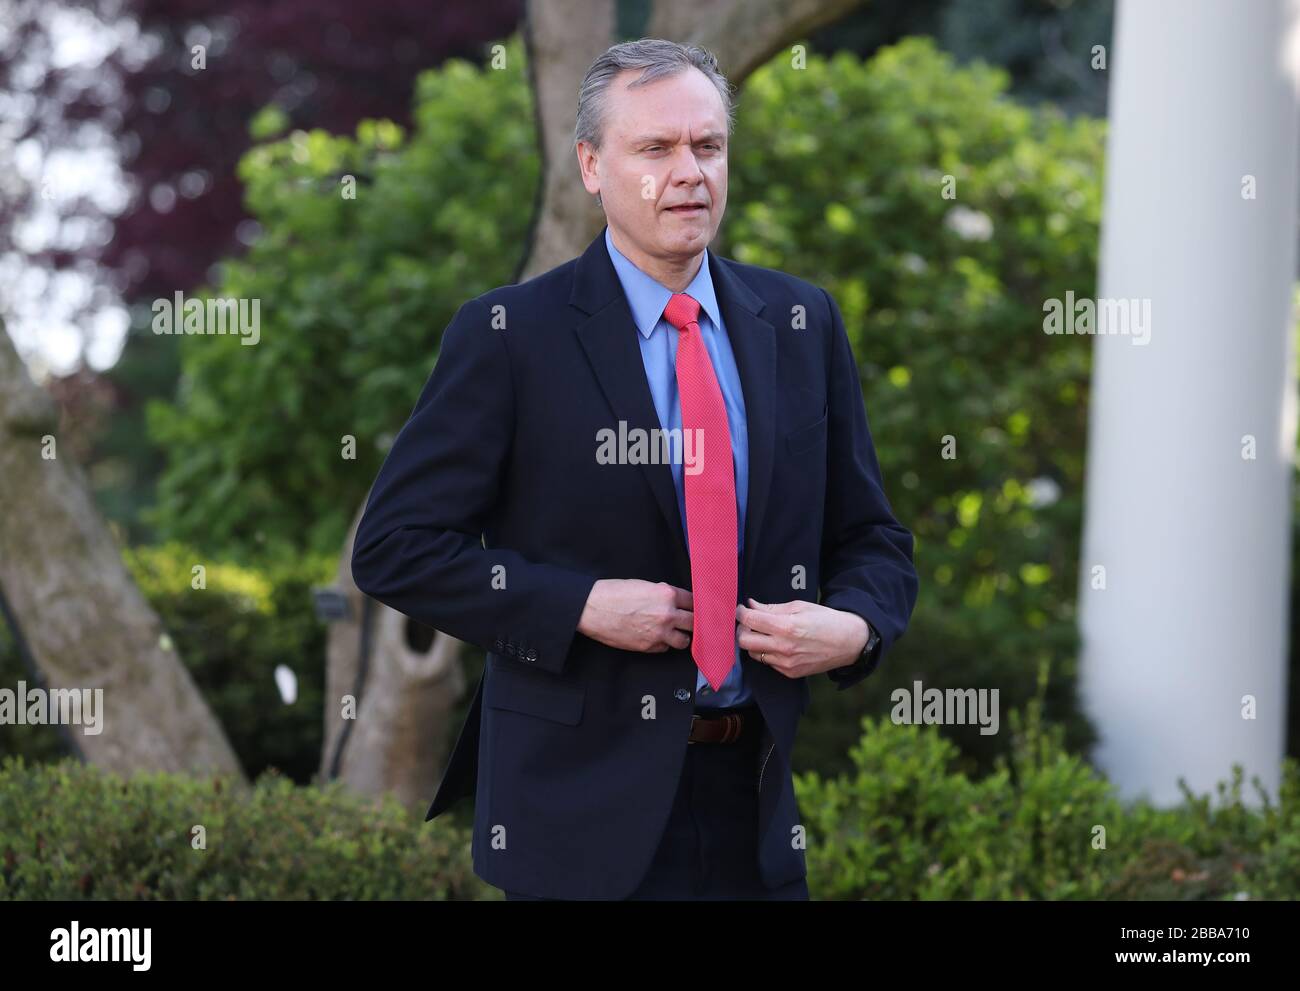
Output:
[570, 227, 776, 593]
[708, 251, 776, 595]
[571, 230, 690, 568]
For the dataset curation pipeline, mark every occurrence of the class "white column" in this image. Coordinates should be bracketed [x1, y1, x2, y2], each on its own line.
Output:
[1078, 0, 1300, 804]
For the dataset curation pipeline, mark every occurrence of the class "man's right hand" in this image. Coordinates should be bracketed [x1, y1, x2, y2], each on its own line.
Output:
[577, 579, 694, 653]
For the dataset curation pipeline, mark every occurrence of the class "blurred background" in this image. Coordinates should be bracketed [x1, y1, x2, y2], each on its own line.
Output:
[2, 0, 1297, 901]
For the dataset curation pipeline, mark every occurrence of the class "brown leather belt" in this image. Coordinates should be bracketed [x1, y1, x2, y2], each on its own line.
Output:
[688, 705, 760, 744]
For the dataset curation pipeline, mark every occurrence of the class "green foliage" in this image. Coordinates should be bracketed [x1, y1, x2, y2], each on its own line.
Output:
[729, 38, 1105, 773]
[146, 36, 538, 560]
[0, 755, 489, 900]
[5, 690, 1292, 900]
[799, 671, 1294, 900]
[935, 0, 1112, 115]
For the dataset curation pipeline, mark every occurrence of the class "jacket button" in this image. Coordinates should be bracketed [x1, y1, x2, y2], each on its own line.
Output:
[674, 688, 691, 702]
[524, 648, 538, 662]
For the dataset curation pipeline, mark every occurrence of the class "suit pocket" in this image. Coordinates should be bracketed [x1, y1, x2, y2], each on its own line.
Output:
[785, 405, 828, 455]
[485, 662, 586, 725]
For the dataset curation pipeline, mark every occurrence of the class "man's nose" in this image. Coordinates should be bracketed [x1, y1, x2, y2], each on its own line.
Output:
[668, 146, 706, 182]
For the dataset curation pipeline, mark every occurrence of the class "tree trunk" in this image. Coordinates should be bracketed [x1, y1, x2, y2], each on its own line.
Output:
[0, 326, 245, 780]
[321, 505, 464, 814]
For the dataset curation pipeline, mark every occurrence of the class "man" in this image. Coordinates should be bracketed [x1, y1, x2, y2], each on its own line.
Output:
[350, 38, 918, 901]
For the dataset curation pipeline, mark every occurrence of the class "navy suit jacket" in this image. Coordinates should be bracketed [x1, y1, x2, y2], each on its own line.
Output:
[350, 226, 918, 899]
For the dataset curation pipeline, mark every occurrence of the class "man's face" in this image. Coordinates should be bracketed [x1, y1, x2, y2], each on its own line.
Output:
[578, 66, 728, 264]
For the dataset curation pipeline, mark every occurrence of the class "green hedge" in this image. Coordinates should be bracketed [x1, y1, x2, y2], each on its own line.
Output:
[0, 756, 489, 900]
[799, 674, 1299, 900]
[4, 682, 1293, 900]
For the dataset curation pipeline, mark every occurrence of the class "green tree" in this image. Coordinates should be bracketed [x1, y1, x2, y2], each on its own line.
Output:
[146, 40, 539, 560]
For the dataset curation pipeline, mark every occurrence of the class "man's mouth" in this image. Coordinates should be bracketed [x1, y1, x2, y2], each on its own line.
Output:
[666, 204, 706, 215]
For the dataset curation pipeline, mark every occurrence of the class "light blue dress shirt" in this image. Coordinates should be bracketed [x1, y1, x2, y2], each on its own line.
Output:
[604, 226, 751, 708]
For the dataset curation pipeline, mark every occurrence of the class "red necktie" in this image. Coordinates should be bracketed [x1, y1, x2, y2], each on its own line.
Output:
[662, 292, 737, 692]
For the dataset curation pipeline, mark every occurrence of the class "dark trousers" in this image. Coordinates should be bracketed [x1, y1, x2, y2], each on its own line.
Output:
[504, 703, 809, 901]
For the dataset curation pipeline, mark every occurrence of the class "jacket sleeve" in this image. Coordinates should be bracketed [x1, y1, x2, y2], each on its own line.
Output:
[350, 296, 598, 676]
[816, 287, 919, 690]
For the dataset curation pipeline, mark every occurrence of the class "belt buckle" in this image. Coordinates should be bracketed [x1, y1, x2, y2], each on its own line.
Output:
[689, 710, 745, 745]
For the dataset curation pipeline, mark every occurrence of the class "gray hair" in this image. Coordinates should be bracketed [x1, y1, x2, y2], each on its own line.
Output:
[574, 38, 736, 152]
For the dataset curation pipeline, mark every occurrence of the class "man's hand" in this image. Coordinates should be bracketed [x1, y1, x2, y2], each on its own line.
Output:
[578, 579, 694, 653]
[736, 597, 870, 679]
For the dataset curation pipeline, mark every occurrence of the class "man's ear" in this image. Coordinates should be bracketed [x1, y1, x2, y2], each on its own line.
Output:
[577, 139, 600, 196]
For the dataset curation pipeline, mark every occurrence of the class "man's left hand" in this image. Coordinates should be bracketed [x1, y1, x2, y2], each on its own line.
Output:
[735, 597, 870, 679]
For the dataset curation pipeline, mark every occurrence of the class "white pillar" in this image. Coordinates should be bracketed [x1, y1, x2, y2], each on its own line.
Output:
[1078, 0, 1300, 804]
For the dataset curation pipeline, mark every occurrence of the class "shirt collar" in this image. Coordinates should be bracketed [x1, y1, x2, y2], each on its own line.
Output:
[604, 225, 723, 339]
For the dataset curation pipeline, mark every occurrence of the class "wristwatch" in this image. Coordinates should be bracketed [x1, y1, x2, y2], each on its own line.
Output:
[859, 623, 881, 662]
[829, 618, 882, 684]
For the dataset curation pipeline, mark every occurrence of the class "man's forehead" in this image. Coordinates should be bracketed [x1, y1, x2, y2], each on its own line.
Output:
[605, 73, 728, 137]
[608, 68, 722, 110]
[624, 126, 726, 143]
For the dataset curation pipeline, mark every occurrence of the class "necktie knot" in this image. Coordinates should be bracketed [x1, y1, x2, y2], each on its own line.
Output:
[663, 292, 702, 332]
